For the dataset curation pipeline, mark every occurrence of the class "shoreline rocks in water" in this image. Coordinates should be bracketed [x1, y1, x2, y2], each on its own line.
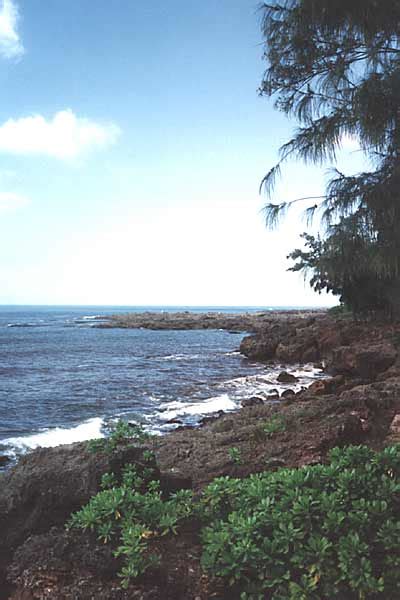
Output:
[3, 312, 400, 599]
[94, 309, 326, 332]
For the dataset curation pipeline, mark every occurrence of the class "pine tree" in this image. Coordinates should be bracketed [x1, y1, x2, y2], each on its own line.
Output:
[260, 0, 400, 316]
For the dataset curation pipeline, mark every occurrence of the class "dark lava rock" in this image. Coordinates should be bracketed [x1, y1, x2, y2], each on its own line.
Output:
[281, 389, 296, 398]
[277, 371, 299, 383]
[199, 410, 225, 427]
[0, 441, 156, 578]
[0, 455, 11, 467]
[326, 342, 397, 379]
[241, 396, 264, 408]
[339, 377, 400, 412]
[159, 470, 192, 497]
[239, 335, 278, 361]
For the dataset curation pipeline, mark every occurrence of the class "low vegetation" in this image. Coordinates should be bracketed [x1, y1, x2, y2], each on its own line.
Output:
[87, 419, 153, 454]
[68, 443, 400, 598]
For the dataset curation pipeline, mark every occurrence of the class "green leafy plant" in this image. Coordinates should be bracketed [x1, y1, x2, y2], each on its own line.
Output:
[262, 415, 286, 437]
[68, 462, 194, 588]
[87, 419, 152, 454]
[228, 447, 242, 465]
[199, 445, 400, 599]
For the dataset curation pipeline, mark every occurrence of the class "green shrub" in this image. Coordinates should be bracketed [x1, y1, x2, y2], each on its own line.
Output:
[68, 444, 400, 597]
[262, 415, 287, 437]
[199, 445, 400, 599]
[87, 419, 152, 454]
[68, 463, 194, 588]
[228, 447, 242, 465]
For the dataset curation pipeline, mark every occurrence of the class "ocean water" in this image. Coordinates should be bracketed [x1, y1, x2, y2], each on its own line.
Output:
[0, 305, 324, 463]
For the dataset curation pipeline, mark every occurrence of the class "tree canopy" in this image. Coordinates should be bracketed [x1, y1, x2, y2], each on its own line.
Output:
[260, 0, 400, 317]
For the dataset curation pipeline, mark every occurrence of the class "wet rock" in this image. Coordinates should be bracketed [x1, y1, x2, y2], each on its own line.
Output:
[277, 371, 299, 383]
[281, 389, 295, 398]
[0, 455, 11, 467]
[239, 335, 278, 361]
[199, 410, 224, 427]
[166, 418, 183, 425]
[306, 380, 327, 395]
[241, 396, 264, 408]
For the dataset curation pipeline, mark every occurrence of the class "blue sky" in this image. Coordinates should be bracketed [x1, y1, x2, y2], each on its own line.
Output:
[0, 1, 363, 306]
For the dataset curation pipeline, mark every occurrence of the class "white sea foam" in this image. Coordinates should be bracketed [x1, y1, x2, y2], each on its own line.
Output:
[216, 364, 326, 399]
[158, 394, 237, 421]
[2, 417, 104, 456]
[159, 354, 201, 361]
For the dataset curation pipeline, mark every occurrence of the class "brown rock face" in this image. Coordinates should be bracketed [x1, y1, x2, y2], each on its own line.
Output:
[0, 442, 155, 585]
[326, 342, 397, 379]
[239, 335, 278, 361]
[277, 371, 299, 384]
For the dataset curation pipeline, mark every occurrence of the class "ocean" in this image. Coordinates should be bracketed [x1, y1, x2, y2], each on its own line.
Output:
[0, 305, 323, 464]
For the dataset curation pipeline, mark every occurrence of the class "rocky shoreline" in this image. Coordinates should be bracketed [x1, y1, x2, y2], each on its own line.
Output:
[94, 308, 326, 332]
[2, 312, 400, 598]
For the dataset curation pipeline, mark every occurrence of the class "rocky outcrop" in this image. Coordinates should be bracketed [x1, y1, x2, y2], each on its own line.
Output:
[96, 310, 325, 333]
[277, 371, 299, 383]
[239, 334, 278, 360]
[326, 342, 397, 378]
[240, 316, 400, 382]
[240, 316, 329, 363]
[0, 442, 155, 590]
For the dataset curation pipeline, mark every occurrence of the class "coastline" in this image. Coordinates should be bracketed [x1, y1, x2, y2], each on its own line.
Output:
[94, 308, 327, 331]
[2, 311, 400, 598]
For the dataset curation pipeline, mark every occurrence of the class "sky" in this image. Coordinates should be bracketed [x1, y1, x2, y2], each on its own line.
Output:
[0, 0, 365, 307]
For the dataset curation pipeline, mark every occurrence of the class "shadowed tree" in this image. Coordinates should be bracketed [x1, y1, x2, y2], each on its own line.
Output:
[260, 0, 400, 317]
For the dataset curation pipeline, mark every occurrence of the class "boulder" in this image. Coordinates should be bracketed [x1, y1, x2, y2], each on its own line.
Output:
[277, 371, 299, 383]
[326, 342, 397, 379]
[306, 380, 328, 395]
[339, 377, 400, 412]
[281, 389, 295, 398]
[0, 455, 11, 468]
[239, 335, 278, 361]
[241, 396, 264, 408]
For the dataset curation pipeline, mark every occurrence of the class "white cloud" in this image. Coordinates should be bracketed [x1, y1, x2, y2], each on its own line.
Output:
[0, 109, 121, 160]
[0, 191, 28, 212]
[0, 0, 23, 59]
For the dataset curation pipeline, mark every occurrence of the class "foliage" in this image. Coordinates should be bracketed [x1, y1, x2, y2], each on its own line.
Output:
[288, 230, 400, 318]
[68, 441, 400, 597]
[228, 447, 242, 465]
[68, 460, 194, 588]
[199, 445, 400, 599]
[259, 1, 400, 317]
[262, 415, 287, 437]
[87, 419, 152, 454]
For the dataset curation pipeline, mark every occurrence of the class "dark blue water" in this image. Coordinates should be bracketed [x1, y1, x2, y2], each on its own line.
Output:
[0, 306, 322, 461]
